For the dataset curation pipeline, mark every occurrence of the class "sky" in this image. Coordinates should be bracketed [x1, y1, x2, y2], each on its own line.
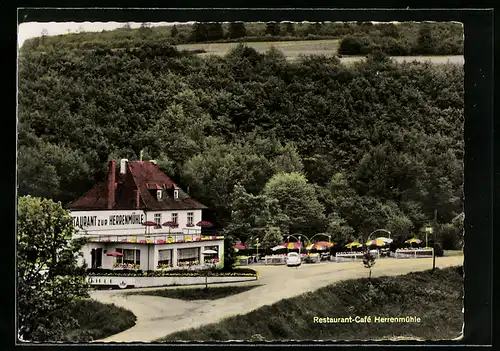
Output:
[17, 21, 186, 48]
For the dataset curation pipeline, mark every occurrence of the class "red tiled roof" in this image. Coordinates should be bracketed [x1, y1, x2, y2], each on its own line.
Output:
[67, 161, 207, 211]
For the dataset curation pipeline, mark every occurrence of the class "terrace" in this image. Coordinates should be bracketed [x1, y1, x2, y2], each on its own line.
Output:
[82, 230, 224, 244]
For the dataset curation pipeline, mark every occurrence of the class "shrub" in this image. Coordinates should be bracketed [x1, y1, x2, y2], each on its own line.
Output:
[62, 299, 136, 342]
[434, 242, 444, 257]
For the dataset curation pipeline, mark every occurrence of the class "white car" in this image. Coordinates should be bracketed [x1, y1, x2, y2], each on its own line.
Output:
[286, 252, 302, 267]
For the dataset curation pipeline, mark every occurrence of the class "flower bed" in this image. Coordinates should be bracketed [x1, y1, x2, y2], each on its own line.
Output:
[86, 267, 257, 278]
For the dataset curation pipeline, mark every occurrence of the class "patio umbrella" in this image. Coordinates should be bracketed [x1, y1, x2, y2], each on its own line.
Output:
[196, 221, 213, 227]
[202, 249, 218, 255]
[283, 242, 301, 250]
[345, 241, 362, 248]
[366, 239, 386, 247]
[376, 237, 393, 244]
[106, 251, 124, 257]
[271, 244, 286, 251]
[405, 238, 422, 244]
[233, 243, 246, 249]
[312, 241, 334, 249]
[142, 221, 157, 226]
[163, 221, 178, 233]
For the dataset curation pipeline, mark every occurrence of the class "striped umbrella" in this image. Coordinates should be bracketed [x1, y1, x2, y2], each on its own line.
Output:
[282, 242, 301, 250]
[345, 241, 362, 248]
[405, 238, 422, 244]
[271, 244, 286, 251]
[311, 241, 334, 249]
[376, 237, 393, 244]
[366, 239, 386, 247]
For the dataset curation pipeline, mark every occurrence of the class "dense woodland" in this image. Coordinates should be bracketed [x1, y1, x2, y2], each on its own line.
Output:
[21, 21, 463, 56]
[18, 31, 464, 250]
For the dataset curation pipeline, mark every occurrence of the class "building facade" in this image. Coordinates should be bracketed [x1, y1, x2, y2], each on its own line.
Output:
[67, 159, 224, 271]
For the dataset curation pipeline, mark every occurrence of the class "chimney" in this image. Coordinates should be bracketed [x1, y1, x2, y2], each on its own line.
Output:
[107, 160, 116, 209]
[120, 159, 128, 174]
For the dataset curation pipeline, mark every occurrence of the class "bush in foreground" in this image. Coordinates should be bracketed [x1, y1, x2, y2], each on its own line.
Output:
[158, 266, 463, 341]
[61, 299, 136, 342]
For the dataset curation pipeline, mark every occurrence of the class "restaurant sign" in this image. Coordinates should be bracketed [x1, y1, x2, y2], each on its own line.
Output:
[70, 210, 146, 229]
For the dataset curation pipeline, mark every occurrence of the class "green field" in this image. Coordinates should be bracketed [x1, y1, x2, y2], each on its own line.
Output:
[158, 266, 463, 342]
[176, 39, 464, 65]
[127, 285, 261, 301]
[176, 39, 341, 59]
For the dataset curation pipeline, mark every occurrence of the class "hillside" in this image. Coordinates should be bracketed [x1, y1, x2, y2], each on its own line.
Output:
[158, 266, 464, 341]
[17, 32, 464, 250]
[21, 21, 463, 56]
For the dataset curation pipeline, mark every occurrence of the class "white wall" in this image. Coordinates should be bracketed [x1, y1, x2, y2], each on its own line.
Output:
[87, 275, 257, 288]
[82, 240, 224, 270]
[69, 209, 203, 237]
[145, 209, 203, 232]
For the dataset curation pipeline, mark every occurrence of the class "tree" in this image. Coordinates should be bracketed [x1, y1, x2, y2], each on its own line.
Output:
[17, 196, 89, 342]
[40, 28, 48, 45]
[262, 226, 284, 248]
[206, 22, 224, 41]
[225, 184, 289, 244]
[263, 172, 326, 235]
[228, 22, 247, 39]
[363, 251, 376, 280]
[284, 22, 295, 36]
[416, 23, 436, 54]
[171, 25, 179, 37]
[190, 22, 208, 42]
[139, 22, 153, 38]
[266, 22, 280, 36]
[326, 212, 355, 242]
[272, 142, 304, 174]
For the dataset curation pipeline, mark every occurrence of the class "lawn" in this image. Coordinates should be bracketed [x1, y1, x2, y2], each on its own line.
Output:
[176, 40, 464, 65]
[444, 250, 464, 257]
[128, 285, 261, 301]
[62, 299, 136, 342]
[157, 266, 463, 341]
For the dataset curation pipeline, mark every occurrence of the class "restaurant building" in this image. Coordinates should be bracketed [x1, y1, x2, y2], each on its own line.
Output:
[66, 159, 224, 271]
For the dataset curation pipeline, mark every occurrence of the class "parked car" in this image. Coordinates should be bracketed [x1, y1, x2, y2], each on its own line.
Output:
[286, 252, 302, 267]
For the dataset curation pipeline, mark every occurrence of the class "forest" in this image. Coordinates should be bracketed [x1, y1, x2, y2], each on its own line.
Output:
[21, 21, 464, 56]
[17, 33, 464, 250]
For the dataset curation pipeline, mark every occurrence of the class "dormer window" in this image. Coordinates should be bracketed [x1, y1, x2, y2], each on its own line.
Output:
[174, 190, 179, 199]
[156, 190, 163, 201]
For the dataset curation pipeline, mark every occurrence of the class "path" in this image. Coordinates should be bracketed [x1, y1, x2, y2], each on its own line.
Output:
[92, 255, 463, 342]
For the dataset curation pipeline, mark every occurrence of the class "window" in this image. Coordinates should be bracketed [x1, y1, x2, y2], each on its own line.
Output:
[158, 249, 172, 267]
[116, 248, 141, 266]
[177, 247, 200, 265]
[204, 245, 219, 264]
[187, 212, 194, 225]
[154, 213, 161, 225]
[174, 190, 179, 199]
[171, 213, 178, 224]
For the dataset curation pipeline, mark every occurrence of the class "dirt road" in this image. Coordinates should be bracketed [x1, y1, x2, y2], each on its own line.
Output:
[91, 255, 463, 342]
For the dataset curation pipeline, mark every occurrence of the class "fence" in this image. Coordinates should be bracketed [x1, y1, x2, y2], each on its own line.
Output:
[395, 248, 434, 259]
